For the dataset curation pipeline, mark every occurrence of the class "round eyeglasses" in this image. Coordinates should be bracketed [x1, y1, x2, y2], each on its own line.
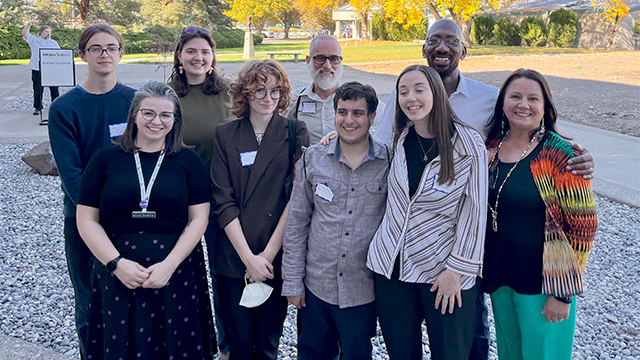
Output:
[138, 109, 175, 123]
[84, 46, 121, 58]
[253, 88, 282, 100]
[312, 55, 343, 65]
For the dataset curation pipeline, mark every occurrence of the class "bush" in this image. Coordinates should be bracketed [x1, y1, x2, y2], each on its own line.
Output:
[372, 13, 427, 41]
[472, 15, 495, 45]
[520, 16, 547, 47]
[633, 20, 640, 35]
[548, 9, 577, 47]
[50, 28, 83, 51]
[493, 18, 521, 46]
[0, 25, 31, 60]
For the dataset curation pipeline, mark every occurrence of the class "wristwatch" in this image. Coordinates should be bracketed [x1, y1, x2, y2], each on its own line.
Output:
[106, 255, 123, 273]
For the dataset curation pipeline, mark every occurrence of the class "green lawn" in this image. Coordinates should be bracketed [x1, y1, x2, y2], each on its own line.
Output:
[0, 41, 606, 66]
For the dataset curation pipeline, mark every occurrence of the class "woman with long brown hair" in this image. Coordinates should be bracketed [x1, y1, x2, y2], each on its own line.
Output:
[367, 65, 488, 360]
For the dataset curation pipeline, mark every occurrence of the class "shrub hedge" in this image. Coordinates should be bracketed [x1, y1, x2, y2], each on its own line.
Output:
[472, 15, 495, 45]
[493, 18, 521, 46]
[549, 9, 577, 47]
[520, 16, 547, 47]
[0, 25, 262, 60]
[372, 13, 427, 42]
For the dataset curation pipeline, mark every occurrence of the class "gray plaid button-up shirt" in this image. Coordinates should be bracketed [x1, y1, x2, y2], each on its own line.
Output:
[282, 137, 390, 308]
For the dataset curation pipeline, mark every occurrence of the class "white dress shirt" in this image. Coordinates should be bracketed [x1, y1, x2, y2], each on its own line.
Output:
[373, 73, 499, 146]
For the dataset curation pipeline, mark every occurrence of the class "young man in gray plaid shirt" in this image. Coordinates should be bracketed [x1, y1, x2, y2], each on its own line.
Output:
[282, 82, 390, 359]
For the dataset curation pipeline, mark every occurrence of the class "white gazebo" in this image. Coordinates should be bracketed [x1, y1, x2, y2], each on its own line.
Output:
[332, 5, 381, 39]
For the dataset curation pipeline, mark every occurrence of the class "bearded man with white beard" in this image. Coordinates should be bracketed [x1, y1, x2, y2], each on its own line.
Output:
[284, 35, 385, 144]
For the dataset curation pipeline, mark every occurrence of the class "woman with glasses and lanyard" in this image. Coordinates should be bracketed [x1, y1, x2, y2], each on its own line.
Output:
[76, 81, 216, 360]
[210, 59, 309, 360]
[168, 25, 234, 358]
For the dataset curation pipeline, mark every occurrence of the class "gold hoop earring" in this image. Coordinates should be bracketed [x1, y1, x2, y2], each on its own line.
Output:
[179, 65, 184, 75]
[208, 67, 213, 75]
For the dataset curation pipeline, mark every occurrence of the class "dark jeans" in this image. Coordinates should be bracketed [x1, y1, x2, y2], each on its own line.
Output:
[469, 277, 490, 360]
[375, 271, 477, 360]
[63, 217, 93, 360]
[31, 70, 59, 110]
[216, 274, 288, 360]
[298, 289, 376, 360]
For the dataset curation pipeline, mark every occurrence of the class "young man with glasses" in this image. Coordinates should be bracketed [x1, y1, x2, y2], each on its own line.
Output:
[284, 35, 385, 144]
[48, 23, 136, 360]
[22, 21, 60, 115]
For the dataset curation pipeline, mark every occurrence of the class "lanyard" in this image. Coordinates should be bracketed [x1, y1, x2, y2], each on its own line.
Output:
[134, 147, 165, 212]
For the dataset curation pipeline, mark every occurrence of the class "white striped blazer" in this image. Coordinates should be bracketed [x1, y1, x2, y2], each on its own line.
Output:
[366, 122, 488, 289]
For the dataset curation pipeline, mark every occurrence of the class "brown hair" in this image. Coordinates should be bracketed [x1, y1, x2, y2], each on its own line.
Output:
[486, 68, 564, 141]
[78, 23, 124, 53]
[394, 65, 466, 185]
[116, 81, 187, 155]
[169, 27, 227, 97]
[227, 59, 291, 118]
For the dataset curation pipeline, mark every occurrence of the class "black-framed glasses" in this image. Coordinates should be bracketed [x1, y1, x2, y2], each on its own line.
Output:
[138, 109, 175, 123]
[312, 55, 343, 65]
[253, 88, 282, 100]
[84, 46, 121, 58]
[426, 37, 461, 48]
[184, 26, 212, 35]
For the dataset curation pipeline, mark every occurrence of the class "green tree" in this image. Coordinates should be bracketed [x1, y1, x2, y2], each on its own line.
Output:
[226, 0, 270, 32]
[32, 0, 66, 28]
[271, 0, 300, 39]
[198, 0, 233, 27]
[519, 16, 546, 47]
[0, 0, 28, 26]
[548, 9, 576, 47]
[94, 0, 141, 27]
[471, 14, 494, 45]
[493, 17, 520, 46]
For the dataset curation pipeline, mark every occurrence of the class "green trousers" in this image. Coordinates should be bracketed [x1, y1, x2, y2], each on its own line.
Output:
[490, 286, 576, 360]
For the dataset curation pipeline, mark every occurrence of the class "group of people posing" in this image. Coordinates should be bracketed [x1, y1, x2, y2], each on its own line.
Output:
[46, 18, 598, 360]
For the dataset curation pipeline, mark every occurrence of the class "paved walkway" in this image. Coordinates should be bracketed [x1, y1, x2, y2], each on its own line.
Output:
[0, 61, 638, 359]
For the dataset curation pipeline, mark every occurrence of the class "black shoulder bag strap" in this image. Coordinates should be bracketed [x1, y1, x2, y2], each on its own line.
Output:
[292, 87, 306, 120]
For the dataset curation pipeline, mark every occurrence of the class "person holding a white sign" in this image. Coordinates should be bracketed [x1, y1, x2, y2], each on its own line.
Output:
[22, 21, 60, 115]
[48, 23, 136, 360]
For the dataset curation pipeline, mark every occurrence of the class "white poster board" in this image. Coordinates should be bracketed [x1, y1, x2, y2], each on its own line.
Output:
[39, 49, 75, 87]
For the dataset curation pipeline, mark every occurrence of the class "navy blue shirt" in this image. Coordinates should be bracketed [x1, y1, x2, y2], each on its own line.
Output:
[48, 83, 136, 217]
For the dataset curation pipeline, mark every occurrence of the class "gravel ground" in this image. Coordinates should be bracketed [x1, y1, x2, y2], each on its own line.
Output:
[1, 143, 639, 359]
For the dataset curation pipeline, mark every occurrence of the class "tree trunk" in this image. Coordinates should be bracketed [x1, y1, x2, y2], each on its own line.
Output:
[284, 23, 290, 39]
[448, 9, 472, 47]
[426, 2, 442, 20]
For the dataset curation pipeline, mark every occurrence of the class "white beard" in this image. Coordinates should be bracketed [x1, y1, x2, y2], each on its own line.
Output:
[307, 61, 343, 91]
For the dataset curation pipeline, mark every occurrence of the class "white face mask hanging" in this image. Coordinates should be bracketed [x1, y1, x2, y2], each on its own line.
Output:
[239, 277, 273, 308]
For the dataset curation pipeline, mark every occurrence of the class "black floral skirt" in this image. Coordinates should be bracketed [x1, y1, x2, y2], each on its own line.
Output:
[86, 232, 215, 360]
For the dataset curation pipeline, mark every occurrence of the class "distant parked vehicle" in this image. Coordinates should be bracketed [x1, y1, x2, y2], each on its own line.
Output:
[261, 30, 275, 38]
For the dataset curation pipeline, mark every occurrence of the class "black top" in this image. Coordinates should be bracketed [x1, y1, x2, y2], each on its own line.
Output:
[404, 126, 439, 198]
[483, 138, 546, 295]
[78, 146, 212, 235]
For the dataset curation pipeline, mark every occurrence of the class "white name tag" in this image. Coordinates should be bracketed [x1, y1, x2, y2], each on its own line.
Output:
[431, 174, 457, 194]
[109, 123, 126, 138]
[315, 183, 334, 202]
[301, 101, 317, 114]
[240, 150, 257, 167]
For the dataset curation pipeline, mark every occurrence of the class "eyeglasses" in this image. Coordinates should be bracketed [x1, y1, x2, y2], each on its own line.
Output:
[253, 88, 282, 100]
[138, 109, 175, 123]
[312, 55, 343, 65]
[84, 46, 121, 58]
[426, 37, 461, 48]
[184, 26, 212, 35]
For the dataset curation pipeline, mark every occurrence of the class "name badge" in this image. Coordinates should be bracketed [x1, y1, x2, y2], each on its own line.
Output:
[109, 123, 126, 138]
[132, 211, 156, 219]
[431, 174, 457, 194]
[301, 101, 317, 114]
[240, 150, 258, 167]
[315, 183, 334, 202]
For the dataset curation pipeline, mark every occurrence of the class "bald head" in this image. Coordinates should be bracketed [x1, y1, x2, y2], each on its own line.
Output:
[309, 35, 341, 56]
[427, 19, 463, 41]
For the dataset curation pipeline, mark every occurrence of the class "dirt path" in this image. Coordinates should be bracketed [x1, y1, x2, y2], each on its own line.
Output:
[349, 52, 640, 137]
